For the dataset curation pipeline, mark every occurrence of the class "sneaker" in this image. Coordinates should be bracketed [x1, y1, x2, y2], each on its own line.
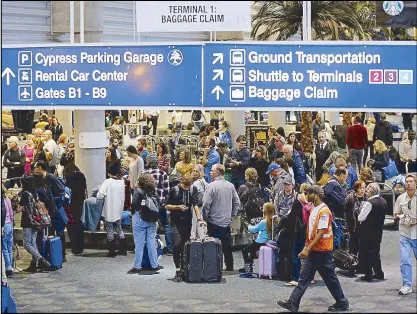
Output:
[399, 286, 413, 295]
[157, 265, 164, 270]
[238, 267, 246, 273]
[277, 300, 298, 312]
[239, 272, 256, 278]
[166, 251, 173, 256]
[127, 267, 140, 274]
[328, 302, 349, 312]
[5, 270, 14, 277]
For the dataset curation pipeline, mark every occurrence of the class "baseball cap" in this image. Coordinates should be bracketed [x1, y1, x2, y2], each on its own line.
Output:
[266, 163, 280, 175]
[306, 185, 324, 197]
[283, 176, 295, 186]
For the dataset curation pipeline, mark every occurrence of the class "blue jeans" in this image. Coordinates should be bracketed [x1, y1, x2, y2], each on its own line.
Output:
[400, 236, 417, 288]
[132, 212, 158, 269]
[2, 223, 13, 270]
[289, 251, 348, 310]
[333, 219, 344, 251]
[159, 207, 173, 252]
[292, 233, 306, 281]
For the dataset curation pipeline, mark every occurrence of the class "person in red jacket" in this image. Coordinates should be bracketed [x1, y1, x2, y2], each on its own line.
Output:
[346, 115, 368, 172]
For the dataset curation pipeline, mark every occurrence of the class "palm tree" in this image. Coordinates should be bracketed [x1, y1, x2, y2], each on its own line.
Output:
[301, 112, 314, 154]
[251, 1, 366, 40]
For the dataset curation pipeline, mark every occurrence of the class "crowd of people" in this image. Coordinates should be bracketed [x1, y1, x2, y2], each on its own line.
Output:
[1, 111, 416, 310]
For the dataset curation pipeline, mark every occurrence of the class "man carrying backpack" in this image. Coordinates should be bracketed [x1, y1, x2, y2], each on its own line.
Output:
[34, 161, 67, 262]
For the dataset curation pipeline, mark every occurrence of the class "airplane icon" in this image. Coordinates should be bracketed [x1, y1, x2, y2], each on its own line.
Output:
[21, 88, 30, 98]
[18, 85, 32, 101]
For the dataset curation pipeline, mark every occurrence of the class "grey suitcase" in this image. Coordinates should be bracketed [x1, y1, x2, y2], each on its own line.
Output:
[183, 240, 203, 283]
[203, 237, 222, 282]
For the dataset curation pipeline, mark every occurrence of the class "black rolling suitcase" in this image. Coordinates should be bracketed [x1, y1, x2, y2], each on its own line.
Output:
[333, 249, 358, 271]
[183, 240, 203, 283]
[203, 237, 222, 282]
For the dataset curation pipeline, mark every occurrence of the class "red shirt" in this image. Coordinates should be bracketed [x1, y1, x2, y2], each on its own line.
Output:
[346, 123, 368, 149]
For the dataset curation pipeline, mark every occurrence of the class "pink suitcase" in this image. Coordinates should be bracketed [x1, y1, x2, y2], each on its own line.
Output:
[258, 215, 278, 279]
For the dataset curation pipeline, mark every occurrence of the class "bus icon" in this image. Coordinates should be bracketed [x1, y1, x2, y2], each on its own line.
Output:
[230, 49, 245, 66]
[230, 68, 245, 84]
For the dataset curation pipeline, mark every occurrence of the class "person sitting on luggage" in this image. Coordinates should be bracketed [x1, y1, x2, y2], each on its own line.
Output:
[357, 183, 387, 282]
[128, 173, 162, 275]
[359, 167, 374, 186]
[239, 202, 277, 278]
[96, 161, 126, 258]
[18, 174, 51, 273]
[165, 174, 200, 281]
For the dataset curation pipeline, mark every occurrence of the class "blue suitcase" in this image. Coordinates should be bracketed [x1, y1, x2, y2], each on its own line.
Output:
[141, 235, 163, 269]
[41, 232, 63, 269]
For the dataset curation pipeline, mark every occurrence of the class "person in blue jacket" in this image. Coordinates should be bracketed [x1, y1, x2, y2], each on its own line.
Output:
[219, 121, 232, 149]
[283, 145, 307, 187]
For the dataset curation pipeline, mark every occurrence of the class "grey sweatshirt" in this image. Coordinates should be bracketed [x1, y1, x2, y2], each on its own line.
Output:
[202, 176, 240, 227]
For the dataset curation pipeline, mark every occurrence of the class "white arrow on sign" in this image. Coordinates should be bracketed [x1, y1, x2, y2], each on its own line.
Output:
[212, 53, 224, 65]
[2, 68, 16, 86]
[212, 69, 224, 81]
[211, 86, 224, 100]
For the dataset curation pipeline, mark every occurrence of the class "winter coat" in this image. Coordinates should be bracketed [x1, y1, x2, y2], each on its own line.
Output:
[292, 150, 307, 186]
[373, 120, 393, 146]
[66, 171, 87, 221]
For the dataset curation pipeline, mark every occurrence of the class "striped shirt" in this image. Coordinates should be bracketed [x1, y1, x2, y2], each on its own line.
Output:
[143, 168, 170, 206]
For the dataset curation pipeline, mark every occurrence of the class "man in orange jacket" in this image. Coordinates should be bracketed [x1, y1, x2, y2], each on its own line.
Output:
[277, 185, 349, 312]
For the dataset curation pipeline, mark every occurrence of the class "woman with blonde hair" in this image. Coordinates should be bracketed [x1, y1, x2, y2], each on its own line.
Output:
[32, 137, 49, 171]
[23, 134, 35, 174]
[371, 140, 390, 181]
[239, 202, 277, 278]
[364, 117, 376, 167]
[56, 134, 68, 177]
[360, 167, 374, 185]
[237, 168, 265, 262]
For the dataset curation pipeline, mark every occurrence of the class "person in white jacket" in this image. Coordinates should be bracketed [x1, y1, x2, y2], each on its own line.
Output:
[97, 161, 126, 257]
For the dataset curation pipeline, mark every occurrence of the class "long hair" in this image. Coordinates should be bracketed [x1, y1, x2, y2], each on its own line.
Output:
[373, 140, 388, 155]
[157, 142, 169, 156]
[245, 168, 258, 184]
[263, 202, 276, 238]
[179, 149, 191, 164]
[256, 145, 268, 161]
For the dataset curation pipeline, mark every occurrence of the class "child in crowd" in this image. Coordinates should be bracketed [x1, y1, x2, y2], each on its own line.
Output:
[239, 202, 277, 278]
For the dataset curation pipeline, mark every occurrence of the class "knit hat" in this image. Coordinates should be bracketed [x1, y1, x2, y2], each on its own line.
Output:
[147, 152, 158, 164]
[108, 161, 120, 176]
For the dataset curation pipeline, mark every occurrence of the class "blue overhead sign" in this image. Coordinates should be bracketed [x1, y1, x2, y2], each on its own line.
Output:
[2, 42, 416, 110]
[2, 44, 202, 106]
[204, 42, 417, 109]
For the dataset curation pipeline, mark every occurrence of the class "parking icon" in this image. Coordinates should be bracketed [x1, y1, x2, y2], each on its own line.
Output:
[18, 51, 32, 67]
[18, 69, 32, 84]
[230, 68, 245, 84]
[230, 49, 245, 66]
[18, 85, 33, 101]
[230, 86, 245, 102]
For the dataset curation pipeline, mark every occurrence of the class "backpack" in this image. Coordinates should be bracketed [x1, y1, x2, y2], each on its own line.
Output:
[191, 110, 202, 121]
[244, 183, 265, 219]
[57, 177, 72, 205]
[299, 198, 314, 225]
[26, 192, 52, 229]
[137, 188, 160, 222]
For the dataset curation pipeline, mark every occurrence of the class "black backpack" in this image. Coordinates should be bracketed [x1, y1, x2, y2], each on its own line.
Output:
[191, 110, 202, 121]
[244, 184, 265, 219]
